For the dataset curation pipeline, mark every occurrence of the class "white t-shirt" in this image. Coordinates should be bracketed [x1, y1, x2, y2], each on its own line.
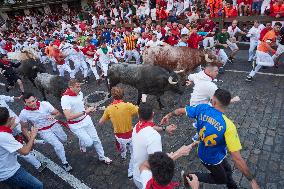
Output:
[61, 92, 85, 122]
[227, 26, 241, 38]
[146, 40, 164, 47]
[188, 71, 218, 105]
[141, 170, 153, 189]
[19, 101, 56, 130]
[0, 132, 23, 181]
[181, 27, 190, 35]
[132, 126, 162, 184]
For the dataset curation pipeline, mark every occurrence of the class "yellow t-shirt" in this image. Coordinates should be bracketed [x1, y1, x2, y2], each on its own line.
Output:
[101, 102, 138, 134]
[223, 115, 242, 152]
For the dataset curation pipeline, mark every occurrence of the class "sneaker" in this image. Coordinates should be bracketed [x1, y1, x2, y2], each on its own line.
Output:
[245, 76, 253, 82]
[63, 163, 73, 172]
[191, 133, 199, 142]
[128, 175, 133, 180]
[100, 157, 112, 165]
[37, 162, 47, 172]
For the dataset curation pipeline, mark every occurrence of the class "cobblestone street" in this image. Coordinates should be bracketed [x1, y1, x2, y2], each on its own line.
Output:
[0, 50, 283, 189]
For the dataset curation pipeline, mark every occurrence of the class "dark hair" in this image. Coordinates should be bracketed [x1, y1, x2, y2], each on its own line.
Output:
[214, 89, 231, 107]
[23, 92, 35, 102]
[0, 107, 10, 125]
[111, 87, 124, 100]
[138, 103, 153, 121]
[274, 22, 282, 27]
[148, 152, 175, 186]
[68, 78, 79, 87]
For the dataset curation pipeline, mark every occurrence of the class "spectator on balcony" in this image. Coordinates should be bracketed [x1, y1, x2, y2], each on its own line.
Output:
[167, 10, 178, 23]
[223, 2, 238, 18]
[164, 31, 178, 46]
[157, 6, 168, 20]
[252, 0, 263, 14]
[188, 25, 203, 49]
[270, 0, 284, 18]
[237, 0, 252, 16]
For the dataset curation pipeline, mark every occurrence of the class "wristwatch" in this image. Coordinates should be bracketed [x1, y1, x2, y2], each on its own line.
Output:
[162, 126, 167, 131]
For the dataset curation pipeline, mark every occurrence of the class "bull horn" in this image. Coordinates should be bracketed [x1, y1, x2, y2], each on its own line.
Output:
[32, 66, 37, 69]
[205, 54, 213, 63]
[174, 69, 185, 73]
[168, 76, 178, 85]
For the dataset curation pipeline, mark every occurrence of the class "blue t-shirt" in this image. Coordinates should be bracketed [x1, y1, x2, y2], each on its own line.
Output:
[186, 104, 242, 165]
[102, 31, 111, 43]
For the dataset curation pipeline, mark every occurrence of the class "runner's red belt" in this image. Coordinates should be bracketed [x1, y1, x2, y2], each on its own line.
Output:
[114, 130, 132, 139]
[67, 114, 87, 124]
[38, 120, 69, 131]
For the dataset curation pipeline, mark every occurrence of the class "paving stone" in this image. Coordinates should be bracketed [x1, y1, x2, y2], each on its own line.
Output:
[264, 136, 274, 146]
[266, 183, 278, 189]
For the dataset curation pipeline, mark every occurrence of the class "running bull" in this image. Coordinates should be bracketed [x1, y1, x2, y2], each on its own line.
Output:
[107, 63, 184, 109]
[143, 46, 221, 77]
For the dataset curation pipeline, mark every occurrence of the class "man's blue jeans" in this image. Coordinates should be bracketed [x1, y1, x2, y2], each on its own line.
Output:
[2, 167, 43, 189]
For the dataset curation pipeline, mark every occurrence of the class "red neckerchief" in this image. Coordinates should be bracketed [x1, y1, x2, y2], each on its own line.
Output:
[204, 71, 214, 81]
[111, 100, 124, 105]
[62, 88, 78, 96]
[135, 121, 155, 133]
[1, 59, 10, 66]
[0, 125, 12, 134]
[146, 177, 179, 189]
[25, 101, 40, 111]
[231, 26, 237, 32]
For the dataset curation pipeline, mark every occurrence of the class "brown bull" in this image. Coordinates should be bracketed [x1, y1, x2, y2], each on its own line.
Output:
[142, 46, 221, 73]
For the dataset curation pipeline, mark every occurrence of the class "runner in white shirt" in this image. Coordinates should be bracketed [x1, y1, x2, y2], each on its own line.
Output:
[19, 93, 72, 172]
[145, 34, 165, 47]
[227, 20, 246, 61]
[61, 79, 112, 164]
[181, 23, 191, 35]
[246, 21, 264, 62]
[0, 107, 43, 189]
[132, 103, 176, 189]
[0, 95, 46, 172]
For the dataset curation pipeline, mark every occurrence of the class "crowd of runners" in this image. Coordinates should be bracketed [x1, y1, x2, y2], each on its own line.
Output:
[0, 0, 284, 189]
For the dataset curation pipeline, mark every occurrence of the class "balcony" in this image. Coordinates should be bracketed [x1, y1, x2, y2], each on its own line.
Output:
[0, 0, 78, 11]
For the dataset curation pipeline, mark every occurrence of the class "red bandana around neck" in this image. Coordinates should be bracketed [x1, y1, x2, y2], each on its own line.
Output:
[62, 88, 78, 96]
[135, 121, 155, 133]
[0, 125, 13, 134]
[111, 100, 124, 105]
[204, 71, 214, 81]
[146, 177, 179, 189]
[24, 101, 40, 111]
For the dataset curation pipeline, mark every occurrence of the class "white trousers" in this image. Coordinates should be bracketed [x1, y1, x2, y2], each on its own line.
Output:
[48, 57, 57, 71]
[68, 116, 106, 160]
[248, 40, 259, 61]
[261, 0, 270, 14]
[150, 8, 156, 20]
[115, 136, 134, 176]
[203, 37, 214, 48]
[217, 49, 228, 65]
[19, 151, 41, 169]
[57, 64, 72, 77]
[249, 50, 274, 77]
[86, 57, 100, 80]
[272, 44, 284, 61]
[39, 124, 68, 164]
[125, 50, 140, 64]
[227, 40, 239, 51]
[65, 55, 89, 79]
